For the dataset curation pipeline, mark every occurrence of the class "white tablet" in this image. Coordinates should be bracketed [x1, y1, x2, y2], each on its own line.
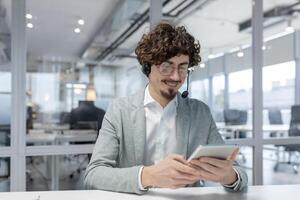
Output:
[187, 145, 238, 161]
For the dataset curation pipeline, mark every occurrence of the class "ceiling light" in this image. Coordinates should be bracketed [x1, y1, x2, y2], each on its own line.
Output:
[27, 23, 34, 28]
[208, 54, 214, 59]
[237, 51, 244, 57]
[26, 13, 32, 19]
[200, 63, 205, 68]
[262, 45, 266, 50]
[74, 27, 81, 33]
[78, 19, 85, 25]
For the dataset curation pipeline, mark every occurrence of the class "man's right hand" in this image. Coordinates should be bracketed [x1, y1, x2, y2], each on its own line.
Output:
[141, 154, 201, 189]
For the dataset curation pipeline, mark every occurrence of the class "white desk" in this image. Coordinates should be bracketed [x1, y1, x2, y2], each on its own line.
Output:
[26, 129, 97, 144]
[217, 124, 289, 138]
[0, 185, 299, 200]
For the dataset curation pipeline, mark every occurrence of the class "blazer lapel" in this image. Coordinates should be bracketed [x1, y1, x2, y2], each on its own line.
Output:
[175, 94, 190, 158]
[130, 90, 146, 165]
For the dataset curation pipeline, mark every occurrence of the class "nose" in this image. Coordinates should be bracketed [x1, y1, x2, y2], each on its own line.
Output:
[169, 68, 181, 81]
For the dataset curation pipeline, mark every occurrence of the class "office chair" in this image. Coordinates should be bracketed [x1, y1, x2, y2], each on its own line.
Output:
[273, 105, 300, 174]
[67, 101, 105, 179]
[268, 109, 283, 125]
[268, 109, 284, 167]
[223, 109, 248, 163]
[223, 109, 248, 138]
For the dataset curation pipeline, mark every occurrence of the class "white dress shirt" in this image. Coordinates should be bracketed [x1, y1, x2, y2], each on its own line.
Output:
[143, 85, 178, 165]
[138, 86, 177, 190]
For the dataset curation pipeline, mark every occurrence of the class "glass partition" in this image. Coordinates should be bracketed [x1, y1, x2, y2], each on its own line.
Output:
[25, 0, 150, 146]
[190, 79, 209, 105]
[0, 157, 10, 192]
[263, 144, 300, 185]
[0, 0, 11, 147]
[26, 154, 88, 191]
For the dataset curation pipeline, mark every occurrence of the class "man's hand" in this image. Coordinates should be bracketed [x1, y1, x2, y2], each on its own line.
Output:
[141, 154, 201, 189]
[188, 148, 239, 185]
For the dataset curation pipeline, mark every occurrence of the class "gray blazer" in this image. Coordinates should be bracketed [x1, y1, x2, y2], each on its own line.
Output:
[84, 90, 247, 194]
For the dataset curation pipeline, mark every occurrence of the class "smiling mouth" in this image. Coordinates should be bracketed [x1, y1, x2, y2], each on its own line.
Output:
[163, 80, 180, 87]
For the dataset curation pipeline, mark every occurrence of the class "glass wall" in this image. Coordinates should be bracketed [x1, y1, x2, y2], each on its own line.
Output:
[26, 154, 88, 191]
[262, 0, 300, 185]
[212, 74, 225, 122]
[23, 0, 150, 191]
[0, 157, 10, 192]
[228, 69, 252, 112]
[0, 0, 11, 147]
[190, 79, 209, 105]
[0, 0, 11, 192]
[25, 0, 149, 149]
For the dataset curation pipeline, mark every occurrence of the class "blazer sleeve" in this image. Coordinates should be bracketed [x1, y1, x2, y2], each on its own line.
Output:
[84, 101, 146, 195]
[206, 105, 248, 192]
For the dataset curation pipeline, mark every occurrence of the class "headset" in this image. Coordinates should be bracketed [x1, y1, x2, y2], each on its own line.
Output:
[141, 63, 151, 77]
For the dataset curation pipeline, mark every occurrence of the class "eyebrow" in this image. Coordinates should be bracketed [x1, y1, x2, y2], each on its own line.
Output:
[166, 60, 189, 66]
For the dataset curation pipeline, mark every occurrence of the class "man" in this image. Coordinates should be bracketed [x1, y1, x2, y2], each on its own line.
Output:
[69, 100, 105, 133]
[84, 22, 247, 194]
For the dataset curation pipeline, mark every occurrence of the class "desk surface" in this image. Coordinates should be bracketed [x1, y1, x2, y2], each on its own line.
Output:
[27, 129, 97, 144]
[1, 185, 299, 200]
[217, 124, 289, 132]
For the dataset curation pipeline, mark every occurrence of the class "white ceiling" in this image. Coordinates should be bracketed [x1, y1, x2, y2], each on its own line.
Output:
[1, 0, 300, 67]
[25, 0, 120, 59]
[181, 0, 300, 58]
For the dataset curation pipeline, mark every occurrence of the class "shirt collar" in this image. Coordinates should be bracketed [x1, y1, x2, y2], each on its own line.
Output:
[144, 85, 178, 108]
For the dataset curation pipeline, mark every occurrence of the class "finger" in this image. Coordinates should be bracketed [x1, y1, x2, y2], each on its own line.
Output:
[170, 165, 202, 181]
[227, 147, 239, 161]
[196, 162, 222, 176]
[169, 154, 188, 165]
[198, 157, 231, 169]
[170, 159, 201, 176]
[188, 162, 202, 171]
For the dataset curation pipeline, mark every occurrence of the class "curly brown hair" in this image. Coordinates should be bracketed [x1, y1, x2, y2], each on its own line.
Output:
[135, 22, 201, 68]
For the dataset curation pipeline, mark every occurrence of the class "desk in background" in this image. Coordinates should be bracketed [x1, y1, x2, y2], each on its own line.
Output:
[217, 123, 289, 139]
[0, 185, 299, 200]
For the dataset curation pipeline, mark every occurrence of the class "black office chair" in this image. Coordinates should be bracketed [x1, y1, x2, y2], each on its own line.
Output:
[224, 109, 248, 138]
[223, 109, 248, 163]
[268, 109, 283, 125]
[274, 105, 300, 174]
[268, 109, 283, 138]
[67, 101, 105, 179]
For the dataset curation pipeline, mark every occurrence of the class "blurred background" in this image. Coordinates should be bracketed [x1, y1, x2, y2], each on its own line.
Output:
[0, 0, 300, 192]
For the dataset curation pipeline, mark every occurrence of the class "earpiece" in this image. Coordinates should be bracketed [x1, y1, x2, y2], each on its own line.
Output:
[181, 67, 194, 98]
[142, 63, 151, 77]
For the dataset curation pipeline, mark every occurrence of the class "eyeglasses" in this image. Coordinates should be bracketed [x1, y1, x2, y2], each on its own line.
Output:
[157, 62, 189, 77]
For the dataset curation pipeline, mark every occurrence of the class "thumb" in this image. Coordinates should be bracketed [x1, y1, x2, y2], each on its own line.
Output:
[227, 147, 239, 161]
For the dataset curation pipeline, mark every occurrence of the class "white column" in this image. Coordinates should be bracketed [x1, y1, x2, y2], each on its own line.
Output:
[11, 0, 26, 191]
[252, 0, 263, 185]
[150, 0, 162, 29]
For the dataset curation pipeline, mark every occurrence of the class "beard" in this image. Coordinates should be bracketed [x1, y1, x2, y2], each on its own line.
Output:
[160, 88, 177, 101]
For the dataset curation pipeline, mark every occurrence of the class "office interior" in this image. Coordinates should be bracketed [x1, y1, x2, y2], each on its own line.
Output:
[0, 0, 300, 192]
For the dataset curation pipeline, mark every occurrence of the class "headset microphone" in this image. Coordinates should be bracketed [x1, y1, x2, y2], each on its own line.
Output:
[181, 68, 193, 98]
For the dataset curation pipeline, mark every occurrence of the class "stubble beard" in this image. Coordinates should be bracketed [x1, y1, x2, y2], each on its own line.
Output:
[160, 88, 177, 101]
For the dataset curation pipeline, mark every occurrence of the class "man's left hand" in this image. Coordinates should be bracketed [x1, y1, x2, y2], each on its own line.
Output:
[188, 148, 239, 185]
